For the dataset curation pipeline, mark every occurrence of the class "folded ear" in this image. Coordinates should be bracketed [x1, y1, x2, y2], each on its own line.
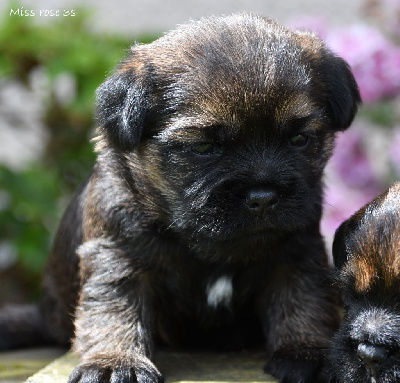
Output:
[318, 53, 361, 131]
[95, 67, 150, 151]
[332, 221, 350, 269]
[332, 214, 365, 270]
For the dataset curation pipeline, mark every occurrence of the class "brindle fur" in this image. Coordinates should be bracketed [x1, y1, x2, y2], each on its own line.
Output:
[331, 182, 400, 383]
[0, 14, 360, 383]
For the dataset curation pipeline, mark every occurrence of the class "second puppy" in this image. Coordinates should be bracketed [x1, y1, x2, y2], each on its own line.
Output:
[332, 182, 400, 383]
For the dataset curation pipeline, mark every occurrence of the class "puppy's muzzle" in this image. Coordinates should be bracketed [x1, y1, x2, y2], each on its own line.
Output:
[357, 342, 389, 377]
[244, 188, 279, 218]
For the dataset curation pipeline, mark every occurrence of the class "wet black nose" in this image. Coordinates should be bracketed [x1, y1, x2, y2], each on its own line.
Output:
[357, 342, 388, 376]
[245, 188, 279, 215]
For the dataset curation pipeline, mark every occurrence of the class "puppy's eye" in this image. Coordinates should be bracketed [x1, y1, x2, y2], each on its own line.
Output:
[191, 143, 220, 155]
[289, 134, 309, 148]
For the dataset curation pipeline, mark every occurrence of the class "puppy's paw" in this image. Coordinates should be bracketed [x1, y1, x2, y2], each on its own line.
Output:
[264, 348, 337, 383]
[67, 355, 164, 383]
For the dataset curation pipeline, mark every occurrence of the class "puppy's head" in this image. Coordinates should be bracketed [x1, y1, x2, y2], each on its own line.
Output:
[95, 14, 360, 258]
[331, 182, 400, 383]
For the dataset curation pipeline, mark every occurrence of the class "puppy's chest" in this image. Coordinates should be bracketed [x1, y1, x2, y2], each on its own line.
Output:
[206, 275, 234, 309]
[154, 264, 263, 314]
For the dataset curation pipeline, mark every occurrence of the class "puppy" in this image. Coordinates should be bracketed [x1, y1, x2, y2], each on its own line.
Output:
[331, 182, 400, 383]
[0, 14, 360, 383]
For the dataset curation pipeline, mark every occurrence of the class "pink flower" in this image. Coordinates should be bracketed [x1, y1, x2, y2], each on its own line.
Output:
[322, 181, 373, 236]
[288, 16, 328, 38]
[321, 129, 384, 251]
[325, 25, 388, 68]
[325, 25, 400, 103]
[289, 17, 400, 103]
[330, 130, 377, 188]
[321, 178, 382, 251]
[382, 0, 400, 8]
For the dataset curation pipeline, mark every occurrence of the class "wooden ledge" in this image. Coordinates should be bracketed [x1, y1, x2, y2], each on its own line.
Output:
[156, 351, 276, 382]
[1, 348, 277, 382]
[26, 352, 76, 383]
[0, 347, 65, 383]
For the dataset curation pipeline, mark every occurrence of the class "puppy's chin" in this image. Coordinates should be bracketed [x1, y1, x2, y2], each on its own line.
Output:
[187, 234, 282, 264]
[176, 215, 305, 263]
[169, 177, 323, 252]
[212, 225, 284, 246]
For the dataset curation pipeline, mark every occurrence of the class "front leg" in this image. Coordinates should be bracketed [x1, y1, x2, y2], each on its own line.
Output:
[260, 260, 340, 383]
[68, 239, 163, 383]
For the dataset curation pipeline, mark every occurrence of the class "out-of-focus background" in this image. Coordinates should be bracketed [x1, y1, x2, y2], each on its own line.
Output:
[0, 0, 399, 303]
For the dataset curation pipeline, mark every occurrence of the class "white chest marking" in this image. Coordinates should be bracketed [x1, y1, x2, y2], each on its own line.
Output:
[206, 275, 233, 308]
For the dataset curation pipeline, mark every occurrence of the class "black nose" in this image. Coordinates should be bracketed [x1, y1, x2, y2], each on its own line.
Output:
[245, 188, 279, 215]
[357, 342, 388, 376]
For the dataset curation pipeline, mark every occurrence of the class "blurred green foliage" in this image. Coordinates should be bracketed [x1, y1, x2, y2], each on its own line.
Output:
[359, 101, 399, 128]
[0, 3, 158, 301]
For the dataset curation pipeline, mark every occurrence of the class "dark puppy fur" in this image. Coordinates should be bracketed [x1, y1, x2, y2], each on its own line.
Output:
[331, 182, 400, 383]
[0, 14, 360, 383]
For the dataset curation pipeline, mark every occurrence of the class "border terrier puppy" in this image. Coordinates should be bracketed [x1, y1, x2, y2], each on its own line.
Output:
[0, 14, 360, 383]
[331, 182, 400, 383]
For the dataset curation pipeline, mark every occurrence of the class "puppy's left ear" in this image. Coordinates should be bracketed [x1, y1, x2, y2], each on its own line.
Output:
[332, 220, 351, 269]
[95, 65, 151, 151]
[318, 53, 361, 131]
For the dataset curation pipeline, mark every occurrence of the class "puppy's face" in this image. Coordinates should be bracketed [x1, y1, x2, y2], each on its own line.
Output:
[332, 183, 400, 383]
[96, 14, 360, 256]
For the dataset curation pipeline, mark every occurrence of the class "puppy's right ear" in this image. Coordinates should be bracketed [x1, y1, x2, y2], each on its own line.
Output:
[318, 53, 361, 132]
[95, 67, 150, 151]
